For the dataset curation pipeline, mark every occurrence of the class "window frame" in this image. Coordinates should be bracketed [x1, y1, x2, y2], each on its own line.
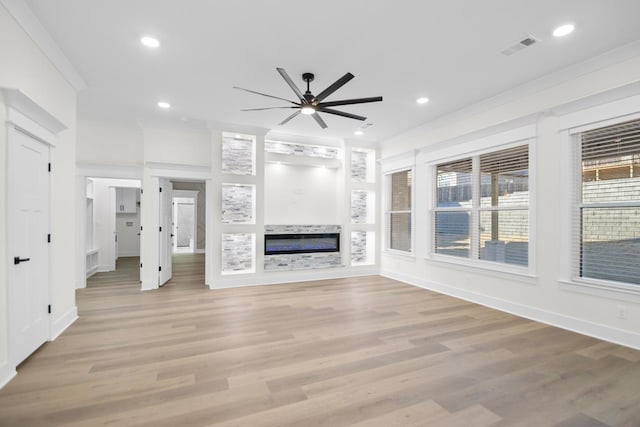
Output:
[570, 120, 640, 290]
[558, 94, 640, 300]
[426, 137, 536, 276]
[384, 167, 415, 256]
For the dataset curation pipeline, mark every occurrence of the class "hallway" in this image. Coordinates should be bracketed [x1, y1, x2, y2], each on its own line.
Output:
[87, 254, 205, 289]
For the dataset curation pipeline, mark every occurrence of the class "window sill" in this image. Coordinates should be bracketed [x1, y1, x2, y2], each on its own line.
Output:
[558, 278, 640, 303]
[383, 249, 415, 260]
[425, 253, 537, 284]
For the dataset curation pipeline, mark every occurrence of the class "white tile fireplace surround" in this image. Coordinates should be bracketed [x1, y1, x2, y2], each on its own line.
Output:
[264, 225, 343, 271]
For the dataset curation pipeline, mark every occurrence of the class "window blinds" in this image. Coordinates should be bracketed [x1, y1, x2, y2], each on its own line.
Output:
[388, 170, 412, 252]
[579, 118, 640, 285]
[433, 145, 529, 266]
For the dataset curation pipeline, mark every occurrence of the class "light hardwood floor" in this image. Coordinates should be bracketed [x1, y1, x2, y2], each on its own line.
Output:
[1, 254, 639, 426]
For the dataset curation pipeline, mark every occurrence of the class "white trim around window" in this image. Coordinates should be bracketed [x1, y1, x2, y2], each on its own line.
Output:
[425, 127, 536, 277]
[559, 96, 640, 298]
[383, 167, 415, 256]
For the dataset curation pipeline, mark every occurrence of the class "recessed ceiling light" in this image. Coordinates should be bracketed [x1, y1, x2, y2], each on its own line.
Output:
[354, 130, 364, 136]
[140, 36, 160, 48]
[553, 24, 575, 38]
[301, 106, 315, 115]
[416, 97, 430, 104]
[157, 101, 171, 109]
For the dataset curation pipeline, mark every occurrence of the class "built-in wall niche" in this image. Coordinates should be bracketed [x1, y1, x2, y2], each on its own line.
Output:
[351, 231, 375, 266]
[351, 148, 376, 183]
[265, 141, 338, 159]
[351, 190, 376, 224]
[221, 233, 255, 275]
[222, 133, 256, 176]
[221, 184, 256, 224]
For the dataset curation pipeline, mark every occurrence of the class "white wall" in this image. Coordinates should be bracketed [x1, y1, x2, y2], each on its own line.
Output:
[378, 52, 640, 349]
[265, 163, 340, 225]
[143, 125, 211, 166]
[77, 119, 143, 165]
[0, 3, 77, 386]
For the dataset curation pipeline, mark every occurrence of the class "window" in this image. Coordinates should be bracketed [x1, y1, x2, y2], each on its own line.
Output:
[386, 169, 412, 252]
[433, 145, 529, 267]
[577, 118, 640, 285]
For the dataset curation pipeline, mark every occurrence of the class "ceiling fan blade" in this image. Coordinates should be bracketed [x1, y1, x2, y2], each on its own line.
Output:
[318, 96, 383, 108]
[319, 107, 366, 121]
[233, 86, 298, 105]
[241, 107, 298, 111]
[314, 72, 355, 102]
[278, 110, 301, 126]
[276, 68, 305, 101]
[312, 113, 328, 129]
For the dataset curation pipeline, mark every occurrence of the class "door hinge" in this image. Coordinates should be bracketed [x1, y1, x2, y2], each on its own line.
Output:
[159, 187, 162, 192]
[159, 226, 162, 232]
[47, 233, 51, 243]
[48, 304, 51, 314]
[140, 263, 143, 268]
[140, 189, 143, 194]
[140, 226, 143, 231]
[48, 163, 51, 172]
[158, 266, 162, 272]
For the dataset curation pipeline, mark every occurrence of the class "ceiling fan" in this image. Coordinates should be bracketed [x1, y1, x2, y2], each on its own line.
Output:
[233, 68, 383, 129]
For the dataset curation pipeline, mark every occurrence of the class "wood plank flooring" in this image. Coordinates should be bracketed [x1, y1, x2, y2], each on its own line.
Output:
[1, 254, 639, 426]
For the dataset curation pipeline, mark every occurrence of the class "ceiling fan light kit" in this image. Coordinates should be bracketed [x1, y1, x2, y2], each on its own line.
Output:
[234, 68, 383, 129]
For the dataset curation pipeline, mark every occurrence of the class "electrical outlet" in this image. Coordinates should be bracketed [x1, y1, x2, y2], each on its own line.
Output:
[617, 305, 628, 320]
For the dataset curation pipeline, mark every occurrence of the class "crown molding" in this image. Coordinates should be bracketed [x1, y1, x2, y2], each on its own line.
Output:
[1, 0, 86, 91]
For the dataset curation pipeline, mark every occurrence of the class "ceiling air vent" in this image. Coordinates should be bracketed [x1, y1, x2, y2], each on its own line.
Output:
[501, 35, 540, 56]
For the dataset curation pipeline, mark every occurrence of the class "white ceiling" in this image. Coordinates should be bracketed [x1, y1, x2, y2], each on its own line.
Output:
[24, 0, 640, 142]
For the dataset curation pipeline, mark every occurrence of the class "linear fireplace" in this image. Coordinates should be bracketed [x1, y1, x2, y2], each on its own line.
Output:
[264, 233, 340, 255]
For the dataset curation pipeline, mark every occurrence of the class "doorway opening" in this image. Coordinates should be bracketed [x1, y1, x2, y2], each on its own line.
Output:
[173, 190, 199, 254]
[158, 180, 207, 289]
[85, 177, 141, 287]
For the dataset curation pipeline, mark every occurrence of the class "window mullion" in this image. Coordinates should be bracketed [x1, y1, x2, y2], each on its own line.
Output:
[471, 156, 481, 259]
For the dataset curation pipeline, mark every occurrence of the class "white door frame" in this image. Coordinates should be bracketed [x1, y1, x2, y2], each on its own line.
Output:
[2, 89, 67, 386]
[142, 163, 212, 291]
[172, 190, 199, 253]
[75, 165, 143, 289]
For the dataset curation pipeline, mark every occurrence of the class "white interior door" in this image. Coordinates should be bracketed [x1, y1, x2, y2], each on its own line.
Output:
[8, 128, 50, 366]
[158, 179, 173, 286]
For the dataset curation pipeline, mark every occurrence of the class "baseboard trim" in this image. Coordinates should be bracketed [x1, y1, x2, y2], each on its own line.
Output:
[50, 306, 78, 341]
[0, 361, 17, 389]
[381, 269, 640, 351]
[96, 264, 111, 273]
[210, 267, 380, 290]
[117, 251, 140, 257]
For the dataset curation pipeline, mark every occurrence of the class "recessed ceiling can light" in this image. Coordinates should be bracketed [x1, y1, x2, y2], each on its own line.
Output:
[417, 97, 430, 104]
[141, 36, 160, 48]
[553, 24, 575, 38]
[354, 130, 364, 136]
[157, 101, 171, 109]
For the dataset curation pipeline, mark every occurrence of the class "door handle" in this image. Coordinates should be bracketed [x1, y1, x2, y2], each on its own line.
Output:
[14, 257, 31, 265]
